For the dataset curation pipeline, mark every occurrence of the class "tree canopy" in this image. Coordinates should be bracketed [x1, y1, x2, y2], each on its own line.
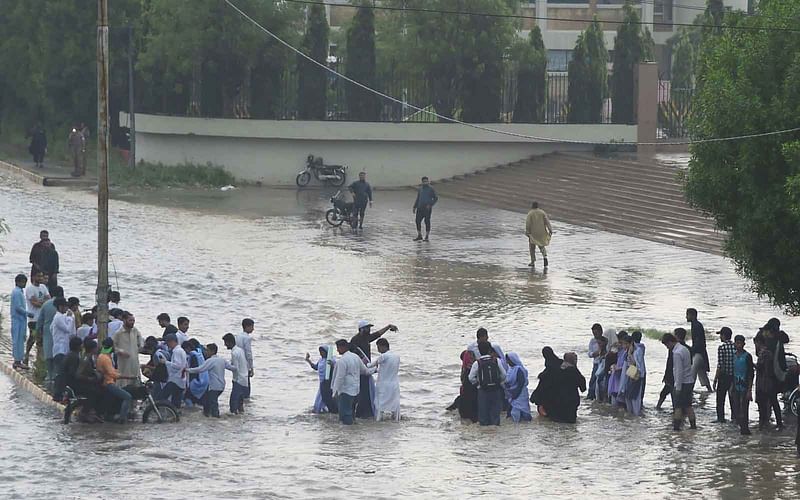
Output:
[686, 0, 800, 313]
[345, 4, 379, 121]
[568, 19, 608, 124]
[512, 26, 547, 123]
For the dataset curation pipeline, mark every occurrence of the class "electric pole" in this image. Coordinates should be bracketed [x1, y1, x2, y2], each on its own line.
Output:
[128, 23, 136, 169]
[96, 0, 110, 341]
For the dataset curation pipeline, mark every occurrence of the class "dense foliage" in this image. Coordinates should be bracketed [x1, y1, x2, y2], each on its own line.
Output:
[345, 4, 379, 121]
[298, 4, 329, 120]
[611, 2, 654, 124]
[686, 0, 800, 313]
[568, 19, 608, 124]
[512, 26, 547, 123]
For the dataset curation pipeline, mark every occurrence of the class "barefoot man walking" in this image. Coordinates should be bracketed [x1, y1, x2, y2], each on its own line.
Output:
[525, 201, 553, 267]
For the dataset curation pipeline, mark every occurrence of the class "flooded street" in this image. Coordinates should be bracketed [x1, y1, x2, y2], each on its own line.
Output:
[1, 173, 798, 499]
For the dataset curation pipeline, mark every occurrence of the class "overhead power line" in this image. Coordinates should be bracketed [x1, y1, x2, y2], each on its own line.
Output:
[223, 0, 800, 146]
[279, 0, 799, 33]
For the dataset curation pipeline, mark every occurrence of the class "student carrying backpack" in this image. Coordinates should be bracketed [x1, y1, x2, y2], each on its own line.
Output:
[468, 341, 507, 426]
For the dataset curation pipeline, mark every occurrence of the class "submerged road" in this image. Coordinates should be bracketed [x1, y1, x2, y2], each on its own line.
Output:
[0, 172, 797, 499]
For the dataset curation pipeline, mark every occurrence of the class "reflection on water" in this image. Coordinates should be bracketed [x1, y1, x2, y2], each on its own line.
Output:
[0, 175, 798, 499]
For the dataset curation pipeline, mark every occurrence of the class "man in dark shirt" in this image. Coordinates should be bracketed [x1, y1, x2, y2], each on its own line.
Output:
[413, 176, 438, 241]
[157, 313, 178, 340]
[348, 172, 373, 230]
[687, 308, 713, 392]
[349, 320, 397, 418]
[29, 230, 59, 294]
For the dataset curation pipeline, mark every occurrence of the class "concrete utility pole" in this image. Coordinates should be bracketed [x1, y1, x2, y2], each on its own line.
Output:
[128, 24, 136, 169]
[96, 0, 110, 341]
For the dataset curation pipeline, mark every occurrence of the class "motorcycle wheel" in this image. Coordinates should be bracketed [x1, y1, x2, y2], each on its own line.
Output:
[64, 401, 78, 424]
[329, 171, 346, 187]
[325, 208, 345, 227]
[296, 172, 312, 187]
[142, 401, 180, 424]
[790, 392, 799, 417]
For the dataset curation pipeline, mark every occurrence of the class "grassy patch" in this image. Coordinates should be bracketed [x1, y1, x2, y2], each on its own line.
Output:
[621, 327, 669, 341]
[108, 159, 237, 188]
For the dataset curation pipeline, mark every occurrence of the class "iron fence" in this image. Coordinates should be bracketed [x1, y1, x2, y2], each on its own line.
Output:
[657, 80, 694, 139]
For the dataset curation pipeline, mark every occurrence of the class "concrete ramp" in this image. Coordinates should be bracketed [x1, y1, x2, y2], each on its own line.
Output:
[434, 152, 725, 255]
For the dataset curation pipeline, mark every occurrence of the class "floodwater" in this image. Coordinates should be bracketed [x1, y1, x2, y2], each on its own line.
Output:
[0, 173, 798, 499]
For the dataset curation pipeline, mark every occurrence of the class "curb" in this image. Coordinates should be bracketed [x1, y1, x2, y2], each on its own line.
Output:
[0, 359, 64, 412]
[0, 159, 97, 187]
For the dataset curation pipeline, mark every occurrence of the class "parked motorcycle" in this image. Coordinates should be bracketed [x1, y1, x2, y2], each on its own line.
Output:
[296, 155, 347, 187]
[325, 190, 356, 228]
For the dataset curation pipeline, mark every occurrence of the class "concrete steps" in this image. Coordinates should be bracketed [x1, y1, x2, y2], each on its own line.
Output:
[434, 152, 724, 255]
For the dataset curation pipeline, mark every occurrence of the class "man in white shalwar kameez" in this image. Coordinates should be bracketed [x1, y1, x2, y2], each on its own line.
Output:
[366, 338, 400, 421]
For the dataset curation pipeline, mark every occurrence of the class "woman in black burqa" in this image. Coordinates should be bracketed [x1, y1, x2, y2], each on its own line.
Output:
[530, 347, 562, 417]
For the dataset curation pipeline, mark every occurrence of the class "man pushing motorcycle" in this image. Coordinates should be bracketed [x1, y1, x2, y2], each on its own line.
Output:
[349, 171, 373, 230]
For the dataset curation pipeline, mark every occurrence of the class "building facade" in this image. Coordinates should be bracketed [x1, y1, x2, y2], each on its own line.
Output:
[323, 0, 749, 76]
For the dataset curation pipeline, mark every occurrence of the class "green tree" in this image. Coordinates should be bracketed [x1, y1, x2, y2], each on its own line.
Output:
[378, 0, 517, 122]
[686, 0, 800, 312]
[611, 2, 652, 124]
[298, 4, 329, 120]
[512, 26, 547, 123]
[568, 19, 608, 123]
[345, 3, 379, 121]
[670, 29, 695, 90]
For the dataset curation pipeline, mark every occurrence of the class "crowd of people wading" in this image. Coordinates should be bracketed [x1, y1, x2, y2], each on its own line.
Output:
[5, 224, 800, 457]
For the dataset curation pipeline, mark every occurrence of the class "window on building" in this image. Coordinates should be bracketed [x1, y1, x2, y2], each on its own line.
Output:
[547, 50, 573, 72]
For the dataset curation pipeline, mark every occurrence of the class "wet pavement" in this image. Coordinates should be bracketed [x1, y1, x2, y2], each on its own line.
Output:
[0, 173, 798, 499]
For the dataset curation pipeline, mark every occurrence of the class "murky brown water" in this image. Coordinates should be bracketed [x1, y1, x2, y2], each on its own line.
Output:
[1, 173, 798, 499]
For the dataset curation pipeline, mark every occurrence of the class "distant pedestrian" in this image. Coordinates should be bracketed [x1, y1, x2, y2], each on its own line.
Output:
[350, 320, 398, 419]
[367, 338, 401, 421]
[114, 311, 143, 387]
[525, 201, 553, 267]
[504, 352, 531, 423]
[68, 125, 85, 177]
[223, 333, 249, 414]
[10, 274, 34, 370]
[28, 124, 47, 168]
[305, 346, 337, 414]
[186, 343, 228, 418]
[159, 333, 187, 408]
[348, 171, 373, 230]
[661, 333, 696, 431]
[713, 327, 737, 423]
[51, 296, 74, 400]
[36, 286, 63, 386]
[412, 176, 438, 241]
[587, 323, 604, 400]
[754, 333, 782, 430]
[157, 313, 178, 339]
[469, 340, 506, 426]
[686, 308, 713, 392]
[236, 318, 255, 399]
[23, 271, 50, 367]
[331, 339, 369, 425]
[731, 335, 754, 435]
[176, 316, 190, 345]
[80, 122, 90, 175]
[29, 230, 59, 294]
[547, 352, 586, 424]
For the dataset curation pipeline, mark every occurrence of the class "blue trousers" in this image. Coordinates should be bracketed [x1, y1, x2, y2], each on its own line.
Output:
[11, 317, 27, 362]
[230, 382, 247, 414]
[338, 393, 355, 425]
[588, 363, 600, 399]
[204, 390, 222, 417]
[105, 383, 132, 421]
[162, 382, 184, 408]
[477, 388, 503, 426]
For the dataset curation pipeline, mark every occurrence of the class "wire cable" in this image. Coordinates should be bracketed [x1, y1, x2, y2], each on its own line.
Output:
[279, 0, 800, 33]
[224, 0, 800, 146]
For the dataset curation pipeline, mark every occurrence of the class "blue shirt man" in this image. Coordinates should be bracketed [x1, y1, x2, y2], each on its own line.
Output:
[413, 176, 438, 241]
[11, 274, 34, 367]
[349, 172, 373, 229]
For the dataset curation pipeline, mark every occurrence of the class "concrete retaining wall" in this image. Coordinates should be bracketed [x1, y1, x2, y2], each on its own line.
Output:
[122, 113, 637, 187]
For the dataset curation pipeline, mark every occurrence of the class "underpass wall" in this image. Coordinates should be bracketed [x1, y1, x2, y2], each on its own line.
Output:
[122, 113, 636, 187]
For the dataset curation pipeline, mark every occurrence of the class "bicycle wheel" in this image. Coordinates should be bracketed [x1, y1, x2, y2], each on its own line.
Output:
[142, 402, 180, 424]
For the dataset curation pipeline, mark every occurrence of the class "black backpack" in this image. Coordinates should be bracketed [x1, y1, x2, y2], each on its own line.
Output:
[477, 357, 501, 389]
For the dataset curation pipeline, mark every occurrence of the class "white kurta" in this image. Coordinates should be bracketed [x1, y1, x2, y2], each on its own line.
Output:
[367, 351, 400, 421]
